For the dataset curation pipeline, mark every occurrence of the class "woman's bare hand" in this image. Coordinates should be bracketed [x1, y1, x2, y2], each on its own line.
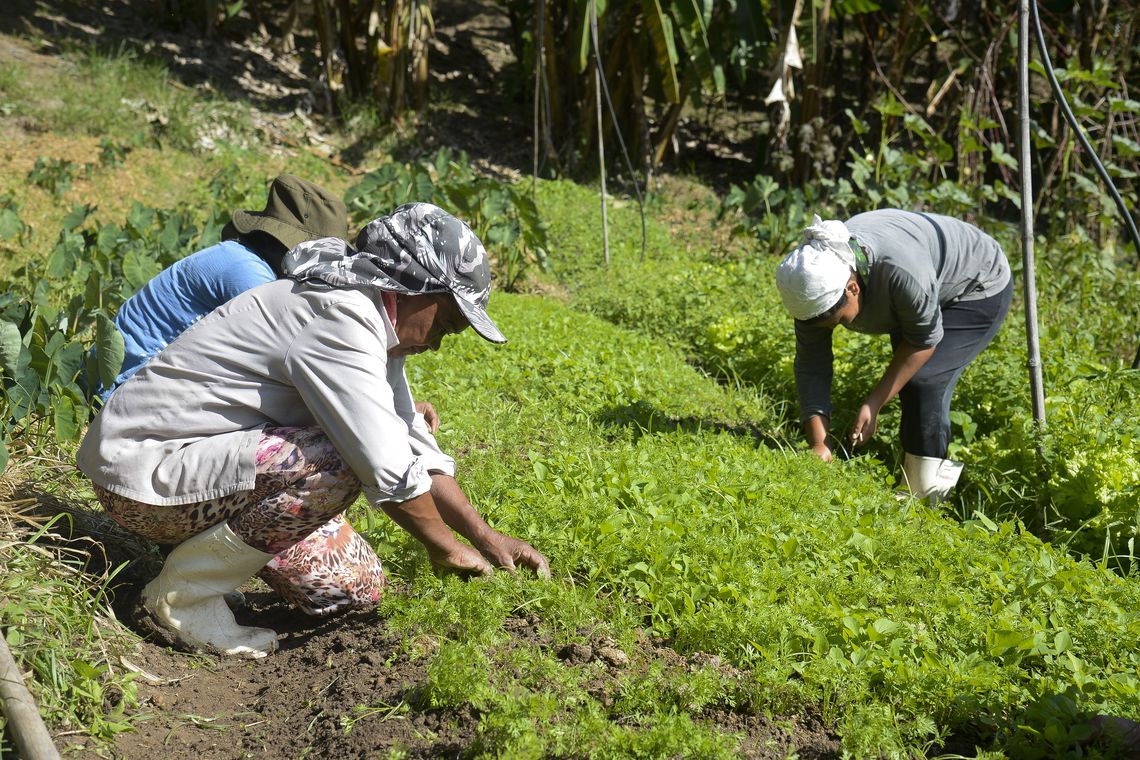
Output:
[415, 401, 440, 433]
[811, 442, 834, 462]
[850, 403, 879, 448]
[476, 529, 551, 579]
[429, 542, 493, 577]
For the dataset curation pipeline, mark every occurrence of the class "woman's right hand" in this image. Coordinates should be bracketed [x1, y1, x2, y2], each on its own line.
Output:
[811, 442, 833, 462]
[430, 542, 493, 577]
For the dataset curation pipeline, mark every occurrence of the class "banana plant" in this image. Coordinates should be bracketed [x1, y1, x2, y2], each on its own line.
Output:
[521, 0, 751, 175]
[305, 0, 434, 117]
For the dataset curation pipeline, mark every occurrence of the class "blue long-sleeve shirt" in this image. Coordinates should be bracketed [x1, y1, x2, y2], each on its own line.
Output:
[96, 240, 275, 401]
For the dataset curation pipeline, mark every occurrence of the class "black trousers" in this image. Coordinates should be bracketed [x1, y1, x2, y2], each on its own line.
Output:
[892, 279, 1013, 458]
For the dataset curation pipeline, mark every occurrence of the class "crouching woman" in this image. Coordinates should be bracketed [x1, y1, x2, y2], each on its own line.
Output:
[78, 203, 549, 658]
[775, 209, 1012, 502]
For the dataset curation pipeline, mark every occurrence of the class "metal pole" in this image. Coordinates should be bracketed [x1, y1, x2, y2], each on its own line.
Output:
[1019, 0, 1047, 426]
[591, 0, 610, 268]
[532, 0, 543, 197]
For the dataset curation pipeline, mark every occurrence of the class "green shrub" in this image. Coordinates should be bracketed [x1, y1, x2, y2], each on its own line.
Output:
[345, 150, 549, 291]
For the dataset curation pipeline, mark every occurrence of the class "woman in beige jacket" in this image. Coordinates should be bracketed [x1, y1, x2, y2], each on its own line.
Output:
[79, 203, 549, 658]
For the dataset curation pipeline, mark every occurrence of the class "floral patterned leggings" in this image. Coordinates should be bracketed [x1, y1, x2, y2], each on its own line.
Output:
[94, 426, 387, 617]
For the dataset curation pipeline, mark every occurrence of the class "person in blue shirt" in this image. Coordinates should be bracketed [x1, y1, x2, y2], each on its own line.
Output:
[94, 176, 454, 630]
[95, 174, 349, 402]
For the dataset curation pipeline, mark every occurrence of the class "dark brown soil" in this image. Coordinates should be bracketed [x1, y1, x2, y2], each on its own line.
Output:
[50, 588, 465, 759]
[56, 583, 839, 759]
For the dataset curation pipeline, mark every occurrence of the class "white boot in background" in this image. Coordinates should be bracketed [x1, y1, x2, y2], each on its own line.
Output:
[142, 522, 279, 658]
[903, 453, 964, 504]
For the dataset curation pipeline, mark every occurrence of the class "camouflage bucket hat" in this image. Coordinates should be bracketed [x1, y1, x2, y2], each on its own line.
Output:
[229, 175, 348, 250]
[284, 203, 506, 344]
[359, 204, 506, 343]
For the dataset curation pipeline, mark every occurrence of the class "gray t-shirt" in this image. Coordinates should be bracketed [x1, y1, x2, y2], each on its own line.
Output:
[793, 209, 1010, 422]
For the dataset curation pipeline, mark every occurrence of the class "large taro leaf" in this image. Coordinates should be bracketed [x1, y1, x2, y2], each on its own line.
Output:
[0, 320, 28, 380]
[95, 312, 125, 390]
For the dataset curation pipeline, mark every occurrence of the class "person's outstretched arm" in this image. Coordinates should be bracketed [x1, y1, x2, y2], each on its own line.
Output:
[380, 490, 493, 575]
[850, 340, 936, 445]
[429, 474, 551, 578]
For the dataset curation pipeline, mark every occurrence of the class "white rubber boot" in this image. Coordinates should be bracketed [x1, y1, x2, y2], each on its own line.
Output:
[903, 453, 964, 505]
[142, 522, 279, 658]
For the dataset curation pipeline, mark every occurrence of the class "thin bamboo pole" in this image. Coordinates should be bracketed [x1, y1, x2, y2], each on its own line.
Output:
[0, 633, 62, 760]
[1019, 0, 1047, 425]
[531, 0, 542, 196]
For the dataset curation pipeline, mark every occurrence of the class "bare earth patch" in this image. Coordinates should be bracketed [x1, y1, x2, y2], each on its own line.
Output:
[56, 587, 839, 759]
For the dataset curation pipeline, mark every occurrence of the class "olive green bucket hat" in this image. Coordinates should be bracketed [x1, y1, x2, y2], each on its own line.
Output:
[226, 175, 348, 250]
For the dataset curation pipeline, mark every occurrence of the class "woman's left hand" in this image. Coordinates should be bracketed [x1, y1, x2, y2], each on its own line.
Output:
[415, 401, 440, 433]
[850, 403, 879, 447]
[476, 529, 551, 579]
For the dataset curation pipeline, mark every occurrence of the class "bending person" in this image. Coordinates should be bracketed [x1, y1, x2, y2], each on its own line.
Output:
[94, 174, 349, 403]
[775, 209, 1012, 502]
[78, 203, 549, 659]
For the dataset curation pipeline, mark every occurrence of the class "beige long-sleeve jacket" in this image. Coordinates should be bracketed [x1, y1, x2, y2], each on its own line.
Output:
[78, 279, 454, 507]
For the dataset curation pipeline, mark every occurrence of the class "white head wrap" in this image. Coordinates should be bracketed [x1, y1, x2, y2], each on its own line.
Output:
[775, 214, 856, 321]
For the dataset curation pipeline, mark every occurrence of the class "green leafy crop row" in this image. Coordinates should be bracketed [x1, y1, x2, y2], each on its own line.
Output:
[358, 293, 1140, 757]
[535, 175, 1140, 570]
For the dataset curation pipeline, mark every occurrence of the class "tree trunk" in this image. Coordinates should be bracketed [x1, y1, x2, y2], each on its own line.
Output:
[338, 0, 366, 98]
[314, 0, 340, 115]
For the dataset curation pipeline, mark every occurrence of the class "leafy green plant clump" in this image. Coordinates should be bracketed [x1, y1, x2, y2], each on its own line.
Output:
[357, 293, 1140, 757]
[345, 150, 549, 291]
[0, 517, 138, 747]
[537, 171, 1140, 570]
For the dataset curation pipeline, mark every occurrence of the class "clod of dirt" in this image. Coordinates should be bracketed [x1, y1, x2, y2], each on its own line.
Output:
[558, 643, 594, 664]
[595, 645, 629, 668]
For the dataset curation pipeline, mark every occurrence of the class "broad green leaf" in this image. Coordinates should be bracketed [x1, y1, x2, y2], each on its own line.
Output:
[95, 312, 125, 390]
[0, 320, 22, 377]
[84, 270, 104, 312]
[642, 0, 681, 103]
[55, 341, 86, 386]
[46, 232, 83, 279]
[61, 203, 94, 231]
[6, 372, 39, 422]
[989, 143, 1019, 170]
[1112, 135, 1140, 158]
[1072, 173, 1106, 199]
[874, 94, 906, 118]
[0, 207, 24, 240]
[158, 215, 182, 255]
[96, 222, 124, 252]
[126, 202, 155, 236]
[872, 618, 899, 636]
[54, 393, 80, 442]
[1108, 97, 1140, 114]
[0, 438, 8, 476]
[122, 248, 162, 291]
[71, 659, 104, 680]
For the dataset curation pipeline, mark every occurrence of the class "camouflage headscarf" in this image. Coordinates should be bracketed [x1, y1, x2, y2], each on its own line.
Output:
[283, 202, 506, 343]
